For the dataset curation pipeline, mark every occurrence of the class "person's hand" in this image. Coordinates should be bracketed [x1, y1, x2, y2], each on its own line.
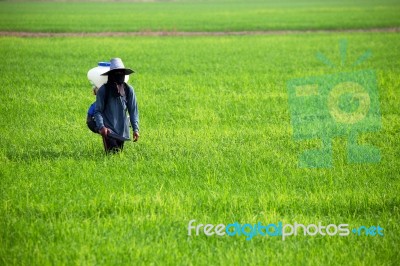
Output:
[133, 131, 139, 142]
[99, 127, 109, 137]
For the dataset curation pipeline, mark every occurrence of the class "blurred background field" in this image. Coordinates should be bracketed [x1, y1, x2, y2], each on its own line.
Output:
[0, 1, 399, 265]
[0, 0, 400, 32]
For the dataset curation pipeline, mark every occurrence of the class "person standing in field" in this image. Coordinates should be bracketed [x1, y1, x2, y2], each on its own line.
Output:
[94, 58, 139, 153]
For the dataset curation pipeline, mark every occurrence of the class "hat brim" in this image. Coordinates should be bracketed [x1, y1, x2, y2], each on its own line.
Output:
[101, 68, 134, 76]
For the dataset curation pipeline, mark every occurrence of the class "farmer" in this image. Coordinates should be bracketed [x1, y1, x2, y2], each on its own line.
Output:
[94, 58, 139, 153]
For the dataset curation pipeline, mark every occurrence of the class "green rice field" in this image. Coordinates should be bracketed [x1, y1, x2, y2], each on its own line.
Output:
[0, 1, 399, 265]
[0, 0, 399, 32]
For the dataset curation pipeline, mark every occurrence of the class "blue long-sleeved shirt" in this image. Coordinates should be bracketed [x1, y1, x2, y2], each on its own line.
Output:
[94, 83, 139, 141]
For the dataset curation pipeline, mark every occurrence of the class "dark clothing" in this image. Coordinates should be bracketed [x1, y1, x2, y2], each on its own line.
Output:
[94, 82, 139, 153]
[102, 135, 124, 153]
[94, 83, 139, 140]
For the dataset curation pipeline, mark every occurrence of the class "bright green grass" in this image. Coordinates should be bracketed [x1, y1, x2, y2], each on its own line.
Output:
[0, 33, 399, 264]
[0, 0, 400, 32]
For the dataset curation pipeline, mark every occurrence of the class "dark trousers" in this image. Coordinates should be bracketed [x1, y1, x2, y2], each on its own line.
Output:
[102, 135, 124, 153]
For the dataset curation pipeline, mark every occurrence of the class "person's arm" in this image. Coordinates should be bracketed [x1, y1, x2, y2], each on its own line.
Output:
[127, 85, 139, 141]
[94, 85, 108, 136]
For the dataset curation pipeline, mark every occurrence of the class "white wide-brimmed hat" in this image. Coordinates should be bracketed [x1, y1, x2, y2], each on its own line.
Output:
[101, 58, 134, 76]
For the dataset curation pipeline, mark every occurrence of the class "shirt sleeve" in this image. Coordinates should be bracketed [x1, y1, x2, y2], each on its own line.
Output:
[127, 85, 139, 133]
[94, 85, 106, 130]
